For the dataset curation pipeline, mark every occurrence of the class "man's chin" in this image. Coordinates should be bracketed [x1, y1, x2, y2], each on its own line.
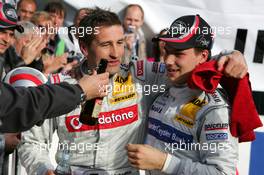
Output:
[0, 48, 7, 55]
[108, 67, 120, 76]
[170, 78, 188, 86]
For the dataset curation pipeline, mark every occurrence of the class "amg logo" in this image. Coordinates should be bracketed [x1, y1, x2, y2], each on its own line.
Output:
[205, 123, 228, 131]
[115, 76, 128, 84]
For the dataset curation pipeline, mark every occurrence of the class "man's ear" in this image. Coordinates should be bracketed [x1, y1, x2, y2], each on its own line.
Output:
[79, 41, 88, 57]
[199, 49, 209, 64]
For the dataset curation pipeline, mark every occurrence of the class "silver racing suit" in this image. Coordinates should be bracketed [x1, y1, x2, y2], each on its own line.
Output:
[146, 86, 238, 175]
[18, 60, 167, 175]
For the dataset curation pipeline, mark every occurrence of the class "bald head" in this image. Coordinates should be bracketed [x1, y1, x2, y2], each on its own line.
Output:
[123, 4, 144, 31]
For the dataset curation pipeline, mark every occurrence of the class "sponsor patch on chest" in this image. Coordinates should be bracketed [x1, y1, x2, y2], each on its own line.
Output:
[111, 73, 136, 99]
[109, 92, 137, 104]
[148, 117, 193, 144]
[150, 104, 163, 113]
[204, 123, 229, 131]
[65, 105, 138, 132]
[136, 60, 144, 76]
[159, 63, 166, 73]
[174, 114, 194, 128]
[180, 98, 207, 120]
[206, 133, 228, 141]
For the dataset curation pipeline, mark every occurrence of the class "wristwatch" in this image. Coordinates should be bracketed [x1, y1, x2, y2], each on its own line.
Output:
[75, 84, 86, 103]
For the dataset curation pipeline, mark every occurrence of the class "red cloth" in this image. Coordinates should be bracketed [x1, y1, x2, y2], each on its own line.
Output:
[188, 60, 262, 142]
[147, 57, 155, 62]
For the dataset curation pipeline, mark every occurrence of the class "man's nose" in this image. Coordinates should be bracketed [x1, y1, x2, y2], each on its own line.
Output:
[3, 34, 12, 43]
[110, 45, 119, 58]
[165, 54, 176, 65]
[130, 20, 136, 27]
[25, 12, 31, 18]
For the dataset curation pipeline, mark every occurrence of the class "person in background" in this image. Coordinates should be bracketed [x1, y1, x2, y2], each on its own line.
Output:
[150, 28, 168, 62]
[74, 8, 93, 28]
[17, 0, 37, 21]
[59, 8, 94, 63]
[10, 21, 47, 71]
[43, 1, 75, 75]
[123, 4, 147, 62]
[44, 1, 66, 30]
[30, 11, 74, 75]
[43, 1, 66, 55]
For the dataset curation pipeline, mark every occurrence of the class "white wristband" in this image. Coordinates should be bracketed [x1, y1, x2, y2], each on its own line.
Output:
[161, 153, 172, 172]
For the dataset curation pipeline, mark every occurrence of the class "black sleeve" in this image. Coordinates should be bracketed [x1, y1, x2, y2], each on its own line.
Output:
[4, 47, 26, 72]
[27, 59, 44, 72]
[0, 82, 82, 133]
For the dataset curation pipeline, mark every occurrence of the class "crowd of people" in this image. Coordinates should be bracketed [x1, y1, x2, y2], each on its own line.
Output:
[0, 0, 260, 175]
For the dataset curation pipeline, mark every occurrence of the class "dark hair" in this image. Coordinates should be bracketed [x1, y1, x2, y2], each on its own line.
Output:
[78, 8, 122, 47]
[74, 8, 94, 26]
[124, 4, 144, 19]
[17, 0, 37, 10]
[152, 28, 168, 61]
[44, 1, 66, 18]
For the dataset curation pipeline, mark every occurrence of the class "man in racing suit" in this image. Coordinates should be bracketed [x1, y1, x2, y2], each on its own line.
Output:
[126, 15, 239, 175]
[18, 10, 246, 175]
[18, 8, 166, 175]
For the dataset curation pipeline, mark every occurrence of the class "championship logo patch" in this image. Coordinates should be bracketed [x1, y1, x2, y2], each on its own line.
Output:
[180, 98, 207, 120]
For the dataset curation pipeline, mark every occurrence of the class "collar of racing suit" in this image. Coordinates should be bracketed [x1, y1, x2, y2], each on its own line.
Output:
[169, 85, 202, 99]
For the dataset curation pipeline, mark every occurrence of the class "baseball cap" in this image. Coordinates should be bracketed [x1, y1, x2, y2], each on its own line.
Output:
[0, 2, 24, 33]
[159, 14, 213, 50]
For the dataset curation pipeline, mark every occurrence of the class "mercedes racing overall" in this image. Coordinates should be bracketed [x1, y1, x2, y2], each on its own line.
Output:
[146, 86, 238, 175]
